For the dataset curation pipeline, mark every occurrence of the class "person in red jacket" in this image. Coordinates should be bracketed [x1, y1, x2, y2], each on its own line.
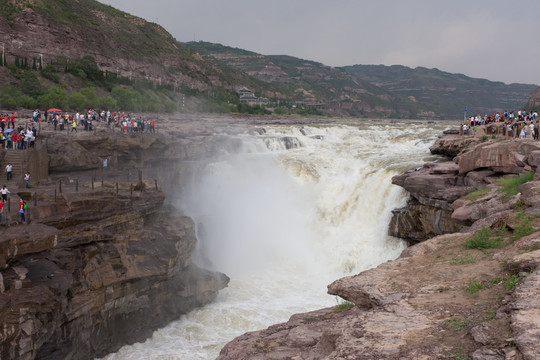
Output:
[19, 198, 26, 224]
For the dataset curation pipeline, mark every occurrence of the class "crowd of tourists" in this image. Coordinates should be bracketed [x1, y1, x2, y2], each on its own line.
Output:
[41, 109, 157, 133]
[462, 109, 539, 138]
[1, 108, 158, 147]
[0, 116, 37, 150]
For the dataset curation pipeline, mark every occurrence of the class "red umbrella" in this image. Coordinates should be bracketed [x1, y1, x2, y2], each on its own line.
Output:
[47, 108, 62, 112]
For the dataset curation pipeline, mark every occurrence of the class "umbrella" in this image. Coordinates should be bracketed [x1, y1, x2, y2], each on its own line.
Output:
[47, 108, 62, 113]
[4, 129, 14, 133]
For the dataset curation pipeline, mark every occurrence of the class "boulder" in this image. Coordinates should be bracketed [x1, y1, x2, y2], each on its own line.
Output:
[429, 135, 481, 157]
[456, 140, 540, 174]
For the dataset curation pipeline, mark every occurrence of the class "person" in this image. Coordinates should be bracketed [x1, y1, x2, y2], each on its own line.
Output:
[53, 116, 58, 131]
[71, 118, 77, 132]
[103, 157, 108, 171]
[0, 199, 3, 224]
[5, 163, 12, 181]
[24, 172, 30, 188]
[1, 185, 9, 202]
[19, 198, 26, 224]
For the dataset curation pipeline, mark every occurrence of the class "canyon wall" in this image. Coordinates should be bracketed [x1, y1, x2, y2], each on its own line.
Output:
[0, 123, 233, 359]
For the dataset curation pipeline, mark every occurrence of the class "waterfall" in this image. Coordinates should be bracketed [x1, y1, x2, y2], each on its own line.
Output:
[101, 119, 451, 360]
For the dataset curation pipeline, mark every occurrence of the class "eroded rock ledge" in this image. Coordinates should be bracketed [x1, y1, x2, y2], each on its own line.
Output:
[391, 135, 540, 243]
[217, 134, 540, 360]
[0, 190, 229, 360]
[0, 120, 233, 360]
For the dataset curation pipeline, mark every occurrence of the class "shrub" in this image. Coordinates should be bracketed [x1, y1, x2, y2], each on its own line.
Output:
[497, 171, 534, 200]
[40, 63, 60, 83]
[37, 86, 67, 109]
[464, 226, 503, 250]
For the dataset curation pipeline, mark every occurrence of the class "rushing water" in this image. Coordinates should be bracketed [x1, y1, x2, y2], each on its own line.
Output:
[101, 119, 452, 360]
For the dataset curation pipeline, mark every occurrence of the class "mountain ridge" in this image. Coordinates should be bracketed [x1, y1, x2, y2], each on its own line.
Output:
[0, 0, 538, 118]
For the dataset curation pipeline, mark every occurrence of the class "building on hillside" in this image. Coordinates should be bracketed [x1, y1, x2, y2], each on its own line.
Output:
[237, 87, 269, 105]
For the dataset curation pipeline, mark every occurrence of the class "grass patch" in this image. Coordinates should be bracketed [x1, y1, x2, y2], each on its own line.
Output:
[464, 278, 486, 296]
[446, 318, 468, 332]
[334, 300, 355, 313]
[463, 188, 490, 202]
[510, 211, 535, 242]
[450, 350, 470, 360]
[464, 226, 503, 250]
[496, 171, 534, 201]
[504, 274, 522, 291]
[523, 242, 540, 252]
[450, 253, 477, 265]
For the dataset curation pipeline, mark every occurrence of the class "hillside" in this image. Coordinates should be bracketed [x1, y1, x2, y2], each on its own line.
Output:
[183, 41, 427, 118]
[0, 0, 256, 113]
[0, 0, 228, 89]
[0, 0, 537, 118]
[344, 64, 538, 118]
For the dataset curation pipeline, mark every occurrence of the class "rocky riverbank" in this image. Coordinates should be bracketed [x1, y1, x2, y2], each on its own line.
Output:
[217, 131, 540, 360]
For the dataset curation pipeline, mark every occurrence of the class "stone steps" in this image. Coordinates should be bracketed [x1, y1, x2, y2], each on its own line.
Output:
[3, 149, 29, 188]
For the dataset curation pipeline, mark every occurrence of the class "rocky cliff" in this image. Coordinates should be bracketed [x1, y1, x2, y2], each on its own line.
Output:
[0, 0, 231, 91]
[217, 130, 540, 359]
[0, 117, 235, 359]
[526, 87, 540, 110]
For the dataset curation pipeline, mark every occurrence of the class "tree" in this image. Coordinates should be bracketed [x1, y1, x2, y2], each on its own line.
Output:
[68, 92, 87, 111]
[40, 64, 60, 83]
[0, 86, 18, 109]
[20, 71, 43, 98]
[38, 87, 67, 109]
[79, 87, 98, 108]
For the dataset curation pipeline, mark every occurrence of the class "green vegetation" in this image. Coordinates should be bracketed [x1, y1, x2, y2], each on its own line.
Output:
[463, 188, 490, 202]
[464, 278, 486, 296]
[463, 211, 536, 251]
[511, 211, 535, 242]
[504, 275, 522, 291]
[464, 226, 504, 250]
[496, 171, 534, 201]
[446, 318, 468, 332]
[450, 352, 470, 360]
[1, 1, 536, 117]
[523, 242, 540, 252]
[334, 299, 355, 313]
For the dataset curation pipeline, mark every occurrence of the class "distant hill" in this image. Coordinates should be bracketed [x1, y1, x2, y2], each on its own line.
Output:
[0, 1, 537, 118]
[184, 42, 538, 118]
[343, 65, 538, 118]
[183, 41, 427, 118]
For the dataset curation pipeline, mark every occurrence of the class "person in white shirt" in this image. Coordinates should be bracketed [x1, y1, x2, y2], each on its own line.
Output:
[5, 163, 12, 181]
[1, 185, 9, 202]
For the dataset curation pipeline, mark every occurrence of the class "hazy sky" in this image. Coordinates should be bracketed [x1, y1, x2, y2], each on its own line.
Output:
[97, 0, 540, 85]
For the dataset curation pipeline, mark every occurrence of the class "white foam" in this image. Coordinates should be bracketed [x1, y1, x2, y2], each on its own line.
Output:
[100, 120, 450, 360]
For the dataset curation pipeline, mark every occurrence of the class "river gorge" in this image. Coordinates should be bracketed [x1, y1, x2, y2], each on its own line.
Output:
[101, 118, 451, 359]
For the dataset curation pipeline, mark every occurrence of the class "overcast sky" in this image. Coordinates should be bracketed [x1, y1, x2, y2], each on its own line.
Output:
[97, 0, 540, 85]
